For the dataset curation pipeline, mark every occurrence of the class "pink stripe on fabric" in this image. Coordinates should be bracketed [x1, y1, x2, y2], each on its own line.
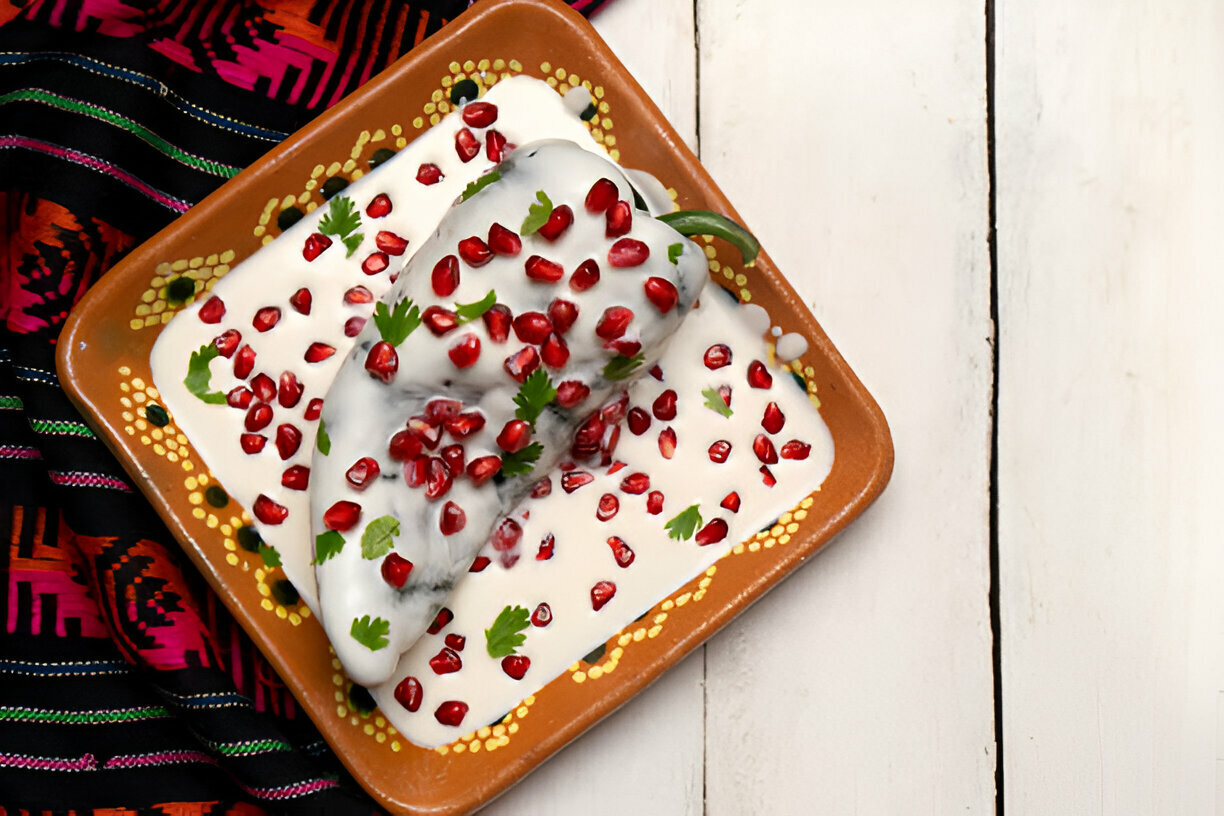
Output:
[0, 136, 191, 213]
[46, 470, 134, 492]
[0, 446, 42, 459]
[104, 750, 216, 769]
[0, 752, 98, 771]
[246, 778, 340, 800]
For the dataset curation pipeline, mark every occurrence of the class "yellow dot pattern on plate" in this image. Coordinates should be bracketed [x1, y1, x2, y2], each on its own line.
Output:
[131, 254, 234, 331]
[435, 694, 536, 757]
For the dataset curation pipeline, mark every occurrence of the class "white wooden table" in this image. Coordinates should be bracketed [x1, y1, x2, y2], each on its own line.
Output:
[486, 1, 1222, 812]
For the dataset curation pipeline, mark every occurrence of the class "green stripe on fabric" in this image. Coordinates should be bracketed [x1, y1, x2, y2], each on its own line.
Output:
[213, 739, 294, 756]
[0, 705, 171, 724]
[0, 396, 23, 410]
[29, 419, 96, 438]
[0, 89, 242, 178]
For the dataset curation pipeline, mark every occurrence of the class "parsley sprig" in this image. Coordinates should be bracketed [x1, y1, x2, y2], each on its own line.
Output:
[603, 353, 644, 381]
[668, 242, 684, 264]
[454, 289, 496, 324]
[485, 605, 530, 658]
[513, 369, 557, 427]
[351, 615, 390, 651]
[665, 504, 703, 541]
[372, 298, 421, 345]
[702, 387, 733, 418]
[520, 190, 553, 235]
[360, 515, 400, 560]
[184, 344, 226, 404]
[313, 530, 344, 564]
[318, 195, 364, 257]
[461, 169, 501, 201]
[498, 443, 543, 477]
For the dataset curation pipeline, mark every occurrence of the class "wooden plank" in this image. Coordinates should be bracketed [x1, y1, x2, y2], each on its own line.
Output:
[484, 2, 703, 812]
[996, 1, 1224, 812]
[697, 1, 996, 812]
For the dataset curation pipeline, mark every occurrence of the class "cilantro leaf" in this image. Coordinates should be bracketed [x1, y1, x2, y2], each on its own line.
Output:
[318, 196, 363, 258]
[665, 504, 703, 541]
[702, 386, 733, 418]
[258, 543, 282, 568]
[461, 169, 500, 201]
[485, 605, 530, 658]
[313, 530, 344, 564]
[372, 298, 421, 346]
[454, 289, 496, 324]
[360, 515, 400, 560]
[184, 344, 226, 404]
[520, 190, 553, 235]
[603, 353, 644, 381]
[316, 419, 330, 456]
[513, 369, 557, 427]
[498, 442, 543, 478]
[668, 242, 684, 264]
[351, 615, 390, 651]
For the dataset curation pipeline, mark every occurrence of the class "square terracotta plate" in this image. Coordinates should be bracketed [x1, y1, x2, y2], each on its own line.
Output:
[57, 0, 893, 811]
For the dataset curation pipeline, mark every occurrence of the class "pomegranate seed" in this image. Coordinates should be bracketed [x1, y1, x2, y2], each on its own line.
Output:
[600, 424, 621, 465]
[696, 518, 729, 547]
[782, 440, 812, 460]
[650, 390, 676, 421]
[531, 603, 552, 627]
[302, 232, 332, 261]
[540, 332, 569, 368]
[537, 533, 555, 560]
[240, 433, 266, 454]
[439, 500, 466, 536]
[444, 633, 466, 651]
[281, 465, 309, 490]
[718, 385, 732, 409]
[245, 403, 272, 432]
[431, 255, 460, 297]
[344, 316, 366, 337]
[323, 500, 361, 532]
[569, 258, 601, 292]
[627, 407, 651, 435]
[214, 329, 241, 358]
[607, 338, 641, 357]
[488, 222, 522, 256]
[482, 303, 512, 342]
[524, 254, 564, 283]
[250, 373, 276, 403]
[430, 647, 462, 674]
[416, 163, 443, 185]
[404, 457, 427, 487]
[590, 580, 616, 611]
[492, 518, 523, 552]
[721, 492, 742, 512]
[440, 443, 465, 475]
[252, 307, 281, 332]
[394, 676, 422, 712]
[381, 552, 414, 588]
[585, 178, 618, 213]
[443, 411, 485, 439]
[620, 472, 650, 494]
[462, 100, 498, 127]
[503, 346, 540, 382]
[501, 654, 530, 680]
[346, 457, 381, 489]
[304, 398, 323, 421]
[512, 311, 553, 344]
[366, 193, 392, 218]
[485, 129, 508, 161]
[571, 415, 604, 458]
[649, 364, 664, 381]
[424, 457, 453, 500]
[531, 477, 552, 498]
[605, 200, 633, 237]
[747, 360, 773, 389]
[708, 440, 732, 463]
[595, 306, 633, 340]
[497, 419, 532, 453]
[457, 236, 492, 267]
[469, 556, 491, 572]
[427, 608, 453, 634]
[407, 416, 442, 449]
[753, 433, 779, 464]
[537, 204, 574, 241]
[762, 402, 786, 434]
[555, 380, 590, 408]
[425, 398, 461, 423]
[448, 333, 481, 368]
[454, 127, 480, 162]
[227, 387, 253, 409]
[344, 285, 373, 304]
[646, 490, 665, 515]
[365, 341, 398, 383]
[704, 344, 732, 369]
[603, 393, 630, 425]
[253, 494, 287, 524]
[608, 238, 650, 267]
[760, 465, 777, 487]
[305, 342, 335, 363]
[274, 374, 301, 410]
[198, 296, 225, 323]
[422, 306, 459, 335]
[466, 455, 501, 485]
[275, 424, 302, 459]
[607, 536, 635, 567]
[658, 427, 677, 459]
[546, 298, 578, 334]
[434, 700, 468, 726]
[561, 470, 593, 493]
[596, 493, 619, 521]
[376, 230, 409, 255]
[643, 277, 679, 313]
